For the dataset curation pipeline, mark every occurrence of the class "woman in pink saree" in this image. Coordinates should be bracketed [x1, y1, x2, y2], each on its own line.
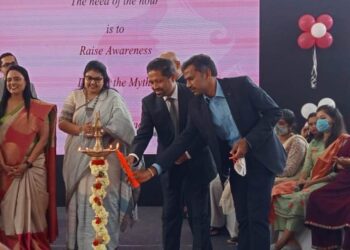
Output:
[0, 65, 57, 249]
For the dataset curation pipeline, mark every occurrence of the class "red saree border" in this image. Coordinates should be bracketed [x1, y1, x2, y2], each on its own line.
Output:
[0, 229, 50, 250]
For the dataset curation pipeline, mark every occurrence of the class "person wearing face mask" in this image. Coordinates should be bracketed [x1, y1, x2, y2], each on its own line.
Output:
[270, 105, 348, 250]
[274, 109, 308, 182]
[305, 142, 350, 249]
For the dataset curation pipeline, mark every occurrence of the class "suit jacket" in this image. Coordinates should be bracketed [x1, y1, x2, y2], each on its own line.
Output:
[131, 83, 216, 184]
[177, 75, 186, 85]
[156, 76, 287, 177]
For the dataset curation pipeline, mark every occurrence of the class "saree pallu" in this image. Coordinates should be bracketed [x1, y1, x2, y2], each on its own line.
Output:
[270, 134, 350, 224]
[305, 138, 350, 250]
[0, 99, 57, 250]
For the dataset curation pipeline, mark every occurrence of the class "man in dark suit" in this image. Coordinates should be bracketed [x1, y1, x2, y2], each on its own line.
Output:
[134, 54, 287, 250]
[127, 58, 216, 250]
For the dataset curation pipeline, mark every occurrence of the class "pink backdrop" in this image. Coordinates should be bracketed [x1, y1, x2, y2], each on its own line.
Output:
[0, 0, 259, 154]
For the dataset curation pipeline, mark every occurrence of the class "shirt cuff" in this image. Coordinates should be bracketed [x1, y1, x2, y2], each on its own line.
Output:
[129, 153, 140, 165]
[152, 163, 162, 175]
[185, 151, 191, 160]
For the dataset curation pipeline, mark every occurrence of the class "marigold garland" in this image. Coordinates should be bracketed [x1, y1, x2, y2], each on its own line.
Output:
[89, 158, 110, 249]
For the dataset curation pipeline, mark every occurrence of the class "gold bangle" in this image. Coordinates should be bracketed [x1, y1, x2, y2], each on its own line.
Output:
[147, 168, 154, 178]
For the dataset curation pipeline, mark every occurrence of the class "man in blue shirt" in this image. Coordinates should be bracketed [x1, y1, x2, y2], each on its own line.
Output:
[128, 58, 216, 250]
[134, 54, 286, 250]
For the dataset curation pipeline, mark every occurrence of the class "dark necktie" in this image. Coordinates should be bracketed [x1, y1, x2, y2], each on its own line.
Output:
[166, 97, 179, 135]
[205, 97, 211, 106]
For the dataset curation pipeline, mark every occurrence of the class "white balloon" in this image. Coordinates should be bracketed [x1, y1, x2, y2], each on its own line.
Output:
[301, 103, 317, 119]
[318, 98, 336, 108]
[311, 23, 327, 38]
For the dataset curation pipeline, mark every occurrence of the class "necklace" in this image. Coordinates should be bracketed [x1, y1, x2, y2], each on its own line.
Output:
[85, 91, 100, 120]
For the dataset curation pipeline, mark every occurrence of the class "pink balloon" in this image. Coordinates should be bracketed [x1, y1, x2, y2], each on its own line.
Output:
[298, 14, 316, 32]
[297, 32, 316, 49]
[316, 32, 333, 48]
[317, 14, 334, 30]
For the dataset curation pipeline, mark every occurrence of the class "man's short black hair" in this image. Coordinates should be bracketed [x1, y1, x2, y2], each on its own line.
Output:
[0, 52, 17, 66]
[182, 54, 217, 77]
[147, 58, 176, 78]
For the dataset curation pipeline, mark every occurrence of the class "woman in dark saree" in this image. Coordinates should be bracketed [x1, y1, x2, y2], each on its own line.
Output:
[305, 137, 350, 249]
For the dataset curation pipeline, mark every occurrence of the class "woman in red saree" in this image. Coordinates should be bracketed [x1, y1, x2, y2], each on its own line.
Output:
[0, 65, 57, 249]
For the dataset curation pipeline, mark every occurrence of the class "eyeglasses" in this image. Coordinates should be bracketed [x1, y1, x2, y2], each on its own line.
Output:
[84, 75, 103, 83]
[1, 61, 16, 68]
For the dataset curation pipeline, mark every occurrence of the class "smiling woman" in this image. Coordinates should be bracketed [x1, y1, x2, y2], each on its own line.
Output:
[0, 65, 57, 249]
[58, 60, 138, 250]
[5, 71, 26, 95]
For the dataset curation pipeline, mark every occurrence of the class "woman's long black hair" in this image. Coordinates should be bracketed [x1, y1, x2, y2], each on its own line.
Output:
[0, 65, 33, 119]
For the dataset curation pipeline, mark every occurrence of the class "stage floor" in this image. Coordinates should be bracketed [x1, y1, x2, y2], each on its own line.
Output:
[52, 207, 236, 249]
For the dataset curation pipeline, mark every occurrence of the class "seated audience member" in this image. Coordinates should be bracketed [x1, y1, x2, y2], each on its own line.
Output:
[0, 52, 37, 99]
[305, 139, 350, 249]
[274, 109, 308, 184]
[270, 105, 346, 250]
[301, 112, 318, 143]
[209, 175, 238, 245]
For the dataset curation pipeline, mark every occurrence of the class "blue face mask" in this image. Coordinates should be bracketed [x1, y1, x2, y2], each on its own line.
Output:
[316, 118, 330, 133]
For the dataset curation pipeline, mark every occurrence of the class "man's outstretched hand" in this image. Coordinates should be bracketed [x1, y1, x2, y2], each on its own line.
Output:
[133, 167, 158, 184]
[126, 155, 136, 167]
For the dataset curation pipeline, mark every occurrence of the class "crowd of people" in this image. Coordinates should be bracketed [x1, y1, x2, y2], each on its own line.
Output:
[0, 51, 349, 250]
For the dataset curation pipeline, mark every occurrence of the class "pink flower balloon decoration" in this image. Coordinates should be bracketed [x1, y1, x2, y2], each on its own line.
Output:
[297, 14, 334, 49]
